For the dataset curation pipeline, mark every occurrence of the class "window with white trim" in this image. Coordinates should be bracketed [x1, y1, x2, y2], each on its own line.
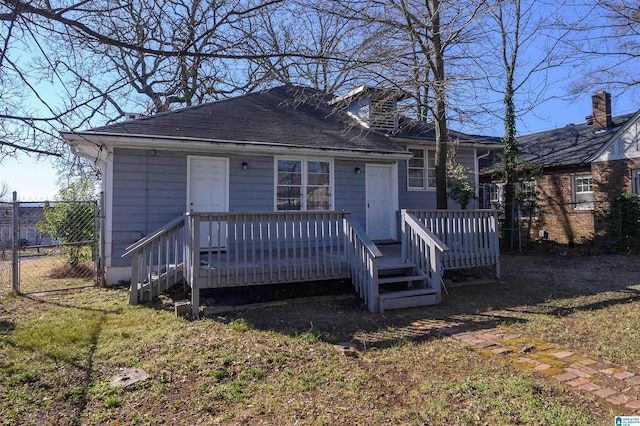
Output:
[573, 175, 593, 210]
[633, 170, 640, 195]
[276, 159, 332, 211]
[407, 148, 435, 190]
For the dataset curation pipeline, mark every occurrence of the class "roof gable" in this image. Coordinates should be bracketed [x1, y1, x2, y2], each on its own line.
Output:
[515, 113, 636, 168]
[590, 110, 640, 162]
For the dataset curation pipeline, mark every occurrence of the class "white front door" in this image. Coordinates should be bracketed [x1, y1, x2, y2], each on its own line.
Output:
[366, 164, 396, 240]
[187, 156, 229, 248]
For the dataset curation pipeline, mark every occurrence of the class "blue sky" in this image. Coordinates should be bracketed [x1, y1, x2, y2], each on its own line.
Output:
[1, 86, 637, 201]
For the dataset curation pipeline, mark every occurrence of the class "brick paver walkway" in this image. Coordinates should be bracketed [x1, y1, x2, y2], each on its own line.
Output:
[354, 311, 640, 415]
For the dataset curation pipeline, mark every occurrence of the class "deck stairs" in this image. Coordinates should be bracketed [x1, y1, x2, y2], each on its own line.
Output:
[376, 258, 439, 312]
[130, 263, 183, 303]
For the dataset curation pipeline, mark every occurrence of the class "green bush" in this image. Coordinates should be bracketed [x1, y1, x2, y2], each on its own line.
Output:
[37, 178, 97, 266]
[605, 192, 640, 253]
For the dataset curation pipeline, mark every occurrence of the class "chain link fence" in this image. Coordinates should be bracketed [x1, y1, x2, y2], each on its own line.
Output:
[0, 193, 102, 295]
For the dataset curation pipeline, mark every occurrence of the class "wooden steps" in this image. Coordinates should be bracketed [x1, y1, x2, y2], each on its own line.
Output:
[375, 262, 440, 312]
[379, 288, 440, 312]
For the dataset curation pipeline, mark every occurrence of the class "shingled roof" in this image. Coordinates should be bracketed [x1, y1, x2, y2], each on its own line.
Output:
[516, 113, 636, 168]
[82, 85, 406, 155]
[394, 117, 502, 147]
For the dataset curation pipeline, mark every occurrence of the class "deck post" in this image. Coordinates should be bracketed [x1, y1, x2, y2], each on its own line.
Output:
[368, 257, 379, 313]
[400, 209, 407, 262]
[129, 249, 141, 304]
[190, 215, 200, 317]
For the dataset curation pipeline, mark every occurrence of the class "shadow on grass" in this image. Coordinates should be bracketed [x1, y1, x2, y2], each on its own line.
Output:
[8, 291, 124, 425]
[187, 253, 640, 349]
[0, 319, 15, 336]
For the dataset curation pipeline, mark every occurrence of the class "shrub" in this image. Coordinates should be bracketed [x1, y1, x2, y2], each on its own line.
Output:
[605, 192, 640, 253]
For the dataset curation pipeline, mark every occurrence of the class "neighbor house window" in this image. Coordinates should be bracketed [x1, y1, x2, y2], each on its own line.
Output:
[408, 148, 435, 190]
[479, 183, 503, 210]
[519, 180, 538, 218]
[633, 170, 640, 195]
[573, 175, 593, 210]
[276, 159, 332, 211]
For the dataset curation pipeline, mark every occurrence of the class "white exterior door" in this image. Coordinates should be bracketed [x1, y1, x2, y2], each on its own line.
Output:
[366, 164, 396, 240]
[187, 157, 229, 249]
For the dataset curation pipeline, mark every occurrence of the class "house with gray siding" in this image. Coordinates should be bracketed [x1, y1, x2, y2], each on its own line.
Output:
[63, 84, 501, 313]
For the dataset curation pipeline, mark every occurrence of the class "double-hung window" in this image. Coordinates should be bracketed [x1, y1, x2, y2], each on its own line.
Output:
[407, 147, 436, 190]
[276, 159, 332, 211]
[573, 175, 593, 210]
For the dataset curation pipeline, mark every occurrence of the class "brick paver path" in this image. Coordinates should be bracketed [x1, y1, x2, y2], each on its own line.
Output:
[354, 311, 640, 415]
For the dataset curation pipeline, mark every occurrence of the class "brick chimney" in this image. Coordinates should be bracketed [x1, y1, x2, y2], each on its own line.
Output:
[591, 90, 612, 131]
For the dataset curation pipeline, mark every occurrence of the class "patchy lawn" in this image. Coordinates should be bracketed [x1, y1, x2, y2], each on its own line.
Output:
[1, 252, 638, 425]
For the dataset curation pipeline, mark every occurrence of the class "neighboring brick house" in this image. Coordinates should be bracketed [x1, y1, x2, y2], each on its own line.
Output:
[481, 91, 640, 245]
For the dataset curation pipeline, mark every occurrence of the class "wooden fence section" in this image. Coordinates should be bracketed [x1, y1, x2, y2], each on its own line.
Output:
[405, 209, 500, 277]
[343, 216, 383, 313]
[123, 216, 185, 304]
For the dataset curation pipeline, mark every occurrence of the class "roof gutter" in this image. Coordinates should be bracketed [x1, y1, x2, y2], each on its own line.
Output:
[61, 132, 413, 160]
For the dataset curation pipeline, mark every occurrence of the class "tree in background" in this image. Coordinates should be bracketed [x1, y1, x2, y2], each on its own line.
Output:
[479, 0, 576, 249]
[37, 176, 97, 266]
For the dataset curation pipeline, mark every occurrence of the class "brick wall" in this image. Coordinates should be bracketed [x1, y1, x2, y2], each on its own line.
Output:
[530, 159, 640, 245]
[532, 166, 595, 245]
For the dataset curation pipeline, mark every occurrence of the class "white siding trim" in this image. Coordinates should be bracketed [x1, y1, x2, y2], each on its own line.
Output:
[104, 150, 114, 268]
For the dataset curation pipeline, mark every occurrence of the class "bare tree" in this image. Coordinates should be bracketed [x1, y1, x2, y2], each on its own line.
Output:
[479, 0, 579, 248]
[0, 181, 8, 200]
[241, 0, 373, 94]
[329, 0, 489, 208]
[566, 0, 640, 96]
[0, 0, 336, 161]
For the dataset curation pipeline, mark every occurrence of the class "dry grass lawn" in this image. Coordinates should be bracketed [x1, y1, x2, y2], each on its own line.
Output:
[1, 252, 638, 425]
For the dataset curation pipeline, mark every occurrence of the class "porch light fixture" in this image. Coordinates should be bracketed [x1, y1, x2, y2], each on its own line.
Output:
[355, 167, 361, 175]
[242, 162, 248, 170]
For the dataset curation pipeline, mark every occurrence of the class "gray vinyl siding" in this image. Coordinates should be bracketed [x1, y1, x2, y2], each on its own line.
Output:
[111, 149, 187, 267]
[334, 159, 367, 229]
[398, 147, 477, 210]
[110, 149, 376, 267]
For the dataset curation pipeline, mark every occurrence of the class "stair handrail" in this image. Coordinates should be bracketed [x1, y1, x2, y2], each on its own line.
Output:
[401, 210, 449, 302]
[123, 215, 185, 256]
[122, 215, 186, 304]
[343, 216, 383, 312]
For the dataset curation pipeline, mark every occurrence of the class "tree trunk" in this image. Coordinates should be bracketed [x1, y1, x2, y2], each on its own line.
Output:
[430, 0, 448, 210]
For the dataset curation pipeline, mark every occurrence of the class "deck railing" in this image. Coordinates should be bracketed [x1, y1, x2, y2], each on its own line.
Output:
[185, 211, 349, 314]
[401, 210, 448, 301]
[123, 216, 185, 304]
[343, 216, 383, 313]
[406, 209, 500, 276]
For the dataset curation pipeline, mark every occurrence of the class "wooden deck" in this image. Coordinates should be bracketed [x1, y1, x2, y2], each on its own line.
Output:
[124, 209, 500, 314]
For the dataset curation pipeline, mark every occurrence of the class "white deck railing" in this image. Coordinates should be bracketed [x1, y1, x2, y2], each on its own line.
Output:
[123, 216, 185, 304]
[406, 209, 500, 277]
[185, 211, 349, 315]
[401, 211, 449, 301]
[343, 216, 383, 313]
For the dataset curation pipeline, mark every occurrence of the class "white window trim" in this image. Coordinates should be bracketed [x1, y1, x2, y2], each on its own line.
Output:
[407, 146, 435, 191]
[572, 175, 593, 210]
[273, 157, 335, 211]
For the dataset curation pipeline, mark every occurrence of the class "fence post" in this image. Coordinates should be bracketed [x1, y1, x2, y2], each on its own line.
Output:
[11, 191, 19, 293]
